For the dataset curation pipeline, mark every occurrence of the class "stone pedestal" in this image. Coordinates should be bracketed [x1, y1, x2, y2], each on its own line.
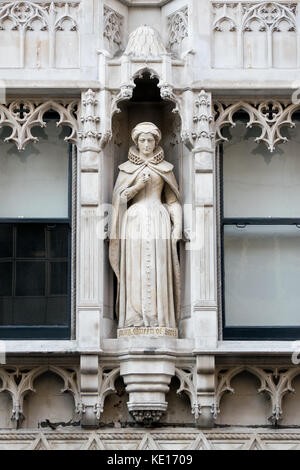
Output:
[119, 353, 175, 426]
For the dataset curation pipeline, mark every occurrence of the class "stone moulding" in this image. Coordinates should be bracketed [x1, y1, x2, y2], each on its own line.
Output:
[1, 429, 300, 450]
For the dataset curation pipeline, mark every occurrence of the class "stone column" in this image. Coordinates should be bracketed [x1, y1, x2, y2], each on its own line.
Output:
[190, 90, 217, 351]
[77, 89, 102, 427]
[184, 89, 217, 427]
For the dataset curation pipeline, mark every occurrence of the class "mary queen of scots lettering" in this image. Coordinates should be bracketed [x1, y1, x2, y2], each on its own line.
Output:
[109, 122, 182, 329]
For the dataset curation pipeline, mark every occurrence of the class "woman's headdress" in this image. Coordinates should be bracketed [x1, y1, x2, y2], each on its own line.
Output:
[131, 122, 162, 147]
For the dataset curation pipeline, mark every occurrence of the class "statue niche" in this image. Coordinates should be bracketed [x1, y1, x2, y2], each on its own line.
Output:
[109, 122, 182, 330]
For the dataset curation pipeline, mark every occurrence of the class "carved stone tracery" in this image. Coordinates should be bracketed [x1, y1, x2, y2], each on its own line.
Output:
[103, 5, 123, 49]
[0, 1, 79, 67]
[214, 366, 300, 424]
[0, 366, 81, 426]
[167, 6, 188, 52]
[0, 98, 78, 150]
[0, 1, 79, 32]
[175, 367, 201, 420]
[214, 99, 300, 152]
[212, 2, 298, 68]
[97, 367, 120, 419]
[243, 2, 296, 33]
[213, 2, 297, 33]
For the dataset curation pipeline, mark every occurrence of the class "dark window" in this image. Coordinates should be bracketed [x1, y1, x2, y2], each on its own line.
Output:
[0, 115, 72, 339]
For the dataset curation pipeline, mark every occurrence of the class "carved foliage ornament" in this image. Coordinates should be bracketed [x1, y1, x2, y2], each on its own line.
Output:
[214, 99, 300, 152]
[78, 89, 102, 151]
[124, 25, 167, 57]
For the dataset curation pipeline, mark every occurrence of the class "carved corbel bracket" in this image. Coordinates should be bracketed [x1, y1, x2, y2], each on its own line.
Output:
[176, 356, 216, 428]
[175, 367, 201, 420]
[80, 355, 100, 428]
[96, 367, 120, 418]
[111, 82, 136, 117]
[79, 361, 120, 426]
[120, 355, 175, 425]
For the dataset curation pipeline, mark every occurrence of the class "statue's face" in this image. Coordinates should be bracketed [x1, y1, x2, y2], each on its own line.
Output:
[137, 133, 156, 156]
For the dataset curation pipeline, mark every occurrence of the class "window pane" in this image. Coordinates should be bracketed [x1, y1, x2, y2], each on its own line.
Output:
[49, 225, 68, 258]
[224, 225, 300, 326]
[0, 225, 12, 258]
[223, 118, 300, 217]
[50, 262, 68, 295]
[0, 299, 12, 325]
[0, 263, 12, 295]
[16, 262, 45, 296]
[0, 120, 69, 218]
[13, 298, 46, 325]
[0, 222, 70, 327]
[46, 297, 67, 325]
[16, 224, 45, 258]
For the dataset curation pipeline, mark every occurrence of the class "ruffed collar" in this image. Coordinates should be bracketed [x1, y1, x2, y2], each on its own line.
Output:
[128, 146, 164, 165]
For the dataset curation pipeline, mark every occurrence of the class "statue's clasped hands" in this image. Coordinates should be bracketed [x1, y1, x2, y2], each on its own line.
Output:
[122, 170, 151, 200]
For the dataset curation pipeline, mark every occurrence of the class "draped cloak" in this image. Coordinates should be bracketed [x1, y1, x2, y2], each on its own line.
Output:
[109, 146, 181, 328]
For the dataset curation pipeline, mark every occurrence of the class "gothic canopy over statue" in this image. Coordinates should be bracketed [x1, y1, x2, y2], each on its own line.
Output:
[124, 25, 167, 57]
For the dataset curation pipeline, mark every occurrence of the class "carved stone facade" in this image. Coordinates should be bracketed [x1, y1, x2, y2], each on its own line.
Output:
[0, 1, 79, 69]
[212, 1, 300, 68]
[0, 0, 298, 450]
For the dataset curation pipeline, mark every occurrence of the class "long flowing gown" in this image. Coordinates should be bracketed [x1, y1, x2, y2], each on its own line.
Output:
[109, 148, 181, 329]
[119, 168, 176, 328]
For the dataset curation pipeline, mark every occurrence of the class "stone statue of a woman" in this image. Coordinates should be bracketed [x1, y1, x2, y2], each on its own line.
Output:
[109, 122, 182, 329]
